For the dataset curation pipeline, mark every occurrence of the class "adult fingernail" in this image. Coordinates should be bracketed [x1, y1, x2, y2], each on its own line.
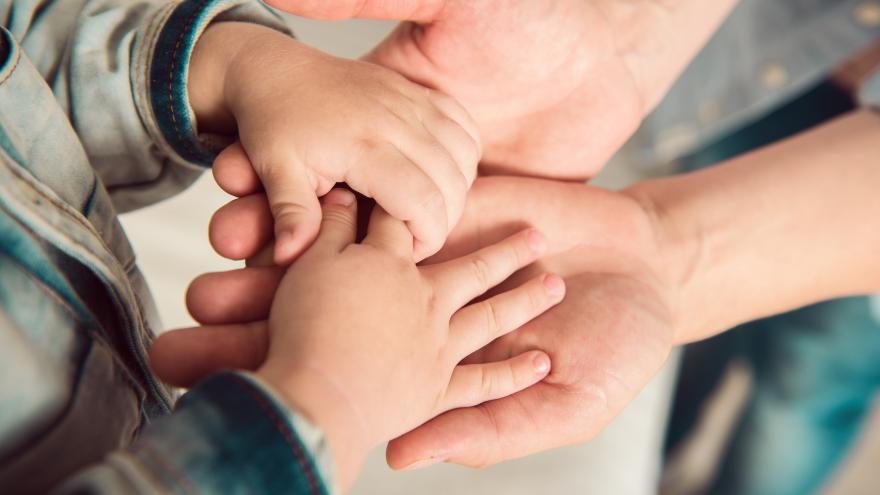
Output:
[324, 189, 355, 207]
[533, 353, 551, 374]
[401, 457, 442, 470]
[527, 229, 547, 254]
[543, 274, 565, 297]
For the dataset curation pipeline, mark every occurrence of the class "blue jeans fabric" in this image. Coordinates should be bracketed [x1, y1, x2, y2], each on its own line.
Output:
[665, 79, 880, 495]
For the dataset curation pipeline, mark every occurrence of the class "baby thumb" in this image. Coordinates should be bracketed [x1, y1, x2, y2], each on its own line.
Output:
[260, 166, 322, 265]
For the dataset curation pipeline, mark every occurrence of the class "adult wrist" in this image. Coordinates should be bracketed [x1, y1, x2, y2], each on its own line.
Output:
[622, 179, 708, 345]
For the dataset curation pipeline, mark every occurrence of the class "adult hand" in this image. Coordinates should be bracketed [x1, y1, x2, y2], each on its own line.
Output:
[153, 188, 564, 489]
[152, 176, 681, 468]
[264, 0, 737, 178]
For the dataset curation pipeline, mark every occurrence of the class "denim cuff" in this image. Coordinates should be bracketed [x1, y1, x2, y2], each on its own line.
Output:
[120, 371, 333, 494]
[147, 0, 290, 166]
[0, 29, 8, 72]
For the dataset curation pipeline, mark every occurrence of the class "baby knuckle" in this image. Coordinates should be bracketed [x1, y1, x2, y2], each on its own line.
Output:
[271, 201, 313, 223]
[321, 208, 356, 228]
[417, 186, 445, 212]
[481, 300, 502, 337]
[526, 283, 546, 312]
[479, 368, 496, 398]
[468, 256, 493, 293]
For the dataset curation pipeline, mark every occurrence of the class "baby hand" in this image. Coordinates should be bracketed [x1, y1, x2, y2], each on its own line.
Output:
[218, 189, 562, 489]
[189, 22, 480, 264]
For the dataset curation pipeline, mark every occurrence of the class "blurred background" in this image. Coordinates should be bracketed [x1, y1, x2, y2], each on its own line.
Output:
[119, 14, 880, 495]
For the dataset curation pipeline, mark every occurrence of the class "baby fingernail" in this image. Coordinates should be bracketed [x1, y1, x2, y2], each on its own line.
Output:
[533, 353, 551, 374]
[527, 229, 547, 254]
[543, 274, 565, 297]
[401, 457, 442, 470]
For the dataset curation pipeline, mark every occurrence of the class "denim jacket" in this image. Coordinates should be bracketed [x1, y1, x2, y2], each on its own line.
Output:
[0, 1, 332, 493]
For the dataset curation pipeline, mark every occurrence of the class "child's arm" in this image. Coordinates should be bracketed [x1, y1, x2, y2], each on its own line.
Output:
[188, 21, 480, 264]
[0, 0, 289, 211]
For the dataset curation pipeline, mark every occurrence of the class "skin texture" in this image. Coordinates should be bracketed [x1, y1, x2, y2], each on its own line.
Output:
[153, 110, 880, 475]
[151, 188, 567, 490]
[188, 22, 481, 263]
[173, 0, 880, 484]
[154, 177, 679, 470]
[265, 0, 738, 179]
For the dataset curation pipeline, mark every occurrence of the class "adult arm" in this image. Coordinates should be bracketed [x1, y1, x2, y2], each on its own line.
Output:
[631, 108, 880, 343]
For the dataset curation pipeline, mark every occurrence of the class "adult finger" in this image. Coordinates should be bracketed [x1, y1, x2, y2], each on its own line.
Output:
[449, 274, 565, 358]
[209, 193, 273, 260]
[213, 142, 261, 197]
[346, 143, 446, 260]
[425, 229, 547, 311]
[441, 350, 550, 411]
[149, 322, 269, 388]
[387, 382, 602, 470]
[263, 0, 448, 22]
[186, 267, 283, 324]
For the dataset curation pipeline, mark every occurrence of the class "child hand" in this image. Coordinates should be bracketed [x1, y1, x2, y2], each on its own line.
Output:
[189, 22, 480, 264]
[257, 189, 563, 488]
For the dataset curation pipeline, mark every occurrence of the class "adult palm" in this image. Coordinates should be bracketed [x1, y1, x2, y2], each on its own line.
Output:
[266, 0, 736, 178]
[150, 176, 679, 467]
[386, 176, 676, 467]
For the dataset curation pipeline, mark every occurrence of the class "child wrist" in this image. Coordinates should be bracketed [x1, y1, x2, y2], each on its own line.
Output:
[256, 361, 373, 487]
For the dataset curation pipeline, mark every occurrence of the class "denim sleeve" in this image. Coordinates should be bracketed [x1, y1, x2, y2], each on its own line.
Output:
[0, 0, 290, 212]
[55, 372, 335, 495]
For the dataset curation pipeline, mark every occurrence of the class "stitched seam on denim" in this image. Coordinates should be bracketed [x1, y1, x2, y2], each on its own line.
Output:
[167, 0, 211, 162]
[229, 375, 323, 495]
[0, 151, 129, 265]
[0, 153, 172, 411]
[0, 37, 20, 86]
[137, 438, 199, 495]
[135, 4, 176, 145]
[0, 213, 146, 398]
[135, 4, 179, 187]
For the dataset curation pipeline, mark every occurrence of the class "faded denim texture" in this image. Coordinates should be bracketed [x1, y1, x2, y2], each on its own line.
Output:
[0, 1, 331, 493]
